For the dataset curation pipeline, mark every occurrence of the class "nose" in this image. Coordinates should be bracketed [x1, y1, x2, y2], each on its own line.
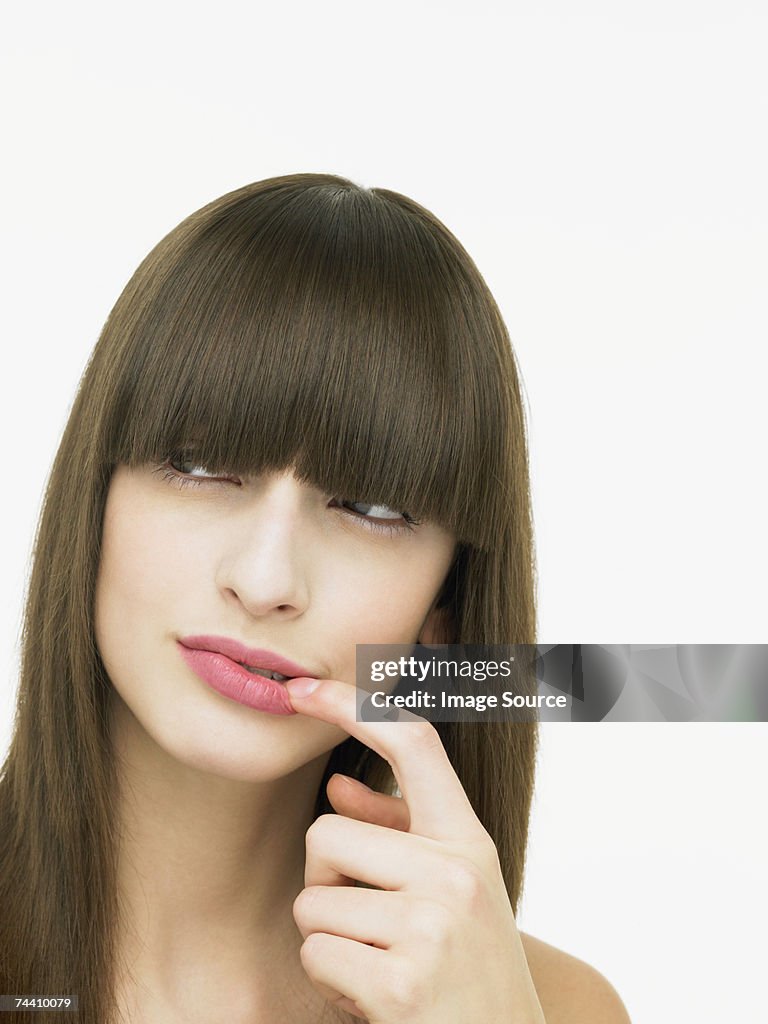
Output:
[215, 472, 311, 621]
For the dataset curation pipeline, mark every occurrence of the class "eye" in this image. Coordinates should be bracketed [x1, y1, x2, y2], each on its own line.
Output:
[170, 454, 219, 478]
[152, 451, 241, 488]
[152, 455, 421, 535]
[329, 498, 422, 535]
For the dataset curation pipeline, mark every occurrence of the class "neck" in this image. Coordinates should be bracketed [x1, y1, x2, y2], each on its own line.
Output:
[109, 691, 333, 1021]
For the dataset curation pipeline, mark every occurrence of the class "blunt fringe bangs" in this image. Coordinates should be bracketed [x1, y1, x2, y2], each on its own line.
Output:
[95, 174, 525, 553]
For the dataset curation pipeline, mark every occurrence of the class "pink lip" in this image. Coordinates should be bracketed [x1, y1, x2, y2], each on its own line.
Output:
[177, 635, 318, 716]
[178, 635, 317, 679]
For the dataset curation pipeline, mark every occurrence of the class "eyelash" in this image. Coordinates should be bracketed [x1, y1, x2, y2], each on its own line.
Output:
[151, 460, 422, 536]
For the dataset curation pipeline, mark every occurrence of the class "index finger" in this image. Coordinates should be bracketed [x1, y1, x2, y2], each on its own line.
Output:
[285, 675, 486, 843]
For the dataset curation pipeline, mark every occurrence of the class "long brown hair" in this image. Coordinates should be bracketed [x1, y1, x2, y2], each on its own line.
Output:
[0, 173, 538, 1022]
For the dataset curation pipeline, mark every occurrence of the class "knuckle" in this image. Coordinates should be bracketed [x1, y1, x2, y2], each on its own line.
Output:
[300, 931, 327, 967]
[386, 960, 424, 1013]
[292, 885, 322, 921]
[443, 859, 486, 907]
[475, 833, 503, 874]
[304, 813, 336, 850]
[405, 718, 442, 753]
[408, 901, 453, 945]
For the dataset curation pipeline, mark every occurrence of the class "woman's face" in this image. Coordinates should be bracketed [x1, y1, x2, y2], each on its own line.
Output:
[95, 459, 457, 783]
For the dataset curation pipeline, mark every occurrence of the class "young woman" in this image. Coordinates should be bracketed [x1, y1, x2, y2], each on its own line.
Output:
[0, 174, 630, 1023]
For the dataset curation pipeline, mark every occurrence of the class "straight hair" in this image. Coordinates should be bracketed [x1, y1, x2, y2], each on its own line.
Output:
[0, 173, 538, 1022]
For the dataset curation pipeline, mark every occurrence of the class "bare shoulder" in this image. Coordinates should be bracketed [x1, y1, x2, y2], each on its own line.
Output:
[520, 931, 632, 1024]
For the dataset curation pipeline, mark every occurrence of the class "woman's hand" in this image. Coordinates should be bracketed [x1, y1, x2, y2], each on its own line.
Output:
[286, 676, 547, 1024]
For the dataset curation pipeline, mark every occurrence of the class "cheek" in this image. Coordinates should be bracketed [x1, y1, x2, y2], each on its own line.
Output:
[325, 546, 448, 649]
[94, 501, 190, 662]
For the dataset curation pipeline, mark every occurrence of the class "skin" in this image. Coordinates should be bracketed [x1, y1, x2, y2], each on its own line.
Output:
[97, 459, 456, 1022]
[285, 675, 547, 1022]
[291, 710, 632, 1023]
[96, 459, 630, 1023]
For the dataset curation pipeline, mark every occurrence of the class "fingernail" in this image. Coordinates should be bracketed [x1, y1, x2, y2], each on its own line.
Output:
[285, 677, 321, 698]
[335, 774, 371, 791]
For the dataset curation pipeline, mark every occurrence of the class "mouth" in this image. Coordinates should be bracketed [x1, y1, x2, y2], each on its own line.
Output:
[237, 663, 292, 683]
[176, 638, 305, 716]
[177, 634, 317, 682]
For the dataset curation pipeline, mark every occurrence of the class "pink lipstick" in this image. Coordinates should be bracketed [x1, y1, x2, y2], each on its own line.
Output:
[177, 634, 317, 715]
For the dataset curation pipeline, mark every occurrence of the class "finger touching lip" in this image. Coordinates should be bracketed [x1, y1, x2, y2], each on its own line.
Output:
[283, 676, 482, 843]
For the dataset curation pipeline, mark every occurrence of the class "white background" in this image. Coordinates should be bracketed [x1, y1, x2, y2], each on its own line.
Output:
[1, 3, 766, 1021]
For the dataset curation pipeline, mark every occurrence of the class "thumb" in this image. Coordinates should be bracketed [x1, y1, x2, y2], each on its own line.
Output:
[326, 774, 411, 832]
